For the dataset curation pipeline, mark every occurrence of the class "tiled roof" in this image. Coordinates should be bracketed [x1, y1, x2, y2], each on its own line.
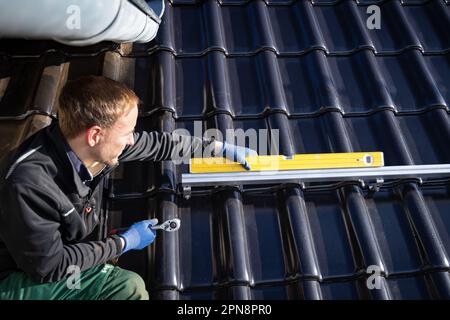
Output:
[0, 0, 450, 299]
[137, 0, 450, 55]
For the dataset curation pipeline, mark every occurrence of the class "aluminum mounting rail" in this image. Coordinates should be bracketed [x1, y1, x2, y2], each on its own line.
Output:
[181, 164, 450, 199]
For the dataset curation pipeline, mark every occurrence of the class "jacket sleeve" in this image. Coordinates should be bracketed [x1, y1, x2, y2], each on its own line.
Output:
[118, 131, 214, 163]
[0, 180, 123, 284]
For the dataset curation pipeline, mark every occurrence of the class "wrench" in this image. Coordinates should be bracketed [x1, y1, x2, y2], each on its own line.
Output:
[150, 218, 181, 232]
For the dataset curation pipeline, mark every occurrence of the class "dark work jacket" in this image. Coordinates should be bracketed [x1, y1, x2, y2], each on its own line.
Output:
[0, 120, 205, 283]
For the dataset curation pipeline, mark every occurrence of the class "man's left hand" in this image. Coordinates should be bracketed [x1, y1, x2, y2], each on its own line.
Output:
[213, 141, 258, 170]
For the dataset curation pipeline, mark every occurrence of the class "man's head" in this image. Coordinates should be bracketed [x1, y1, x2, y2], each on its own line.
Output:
[58, 75, 139, 167]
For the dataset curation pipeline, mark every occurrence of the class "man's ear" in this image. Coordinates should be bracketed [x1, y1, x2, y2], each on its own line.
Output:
[85, 126, 103, 147]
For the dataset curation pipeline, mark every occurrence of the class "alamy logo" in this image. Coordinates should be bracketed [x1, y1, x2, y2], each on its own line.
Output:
[366, 5, 381, 30]
[66, 5, 81, 30]
[366, 265, 382, 290]
[66, 265, 81, 290]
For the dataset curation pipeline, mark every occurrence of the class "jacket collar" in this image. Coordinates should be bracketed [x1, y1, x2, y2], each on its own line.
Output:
[62, 138, 94, 184]
[46, 121, 91, 197]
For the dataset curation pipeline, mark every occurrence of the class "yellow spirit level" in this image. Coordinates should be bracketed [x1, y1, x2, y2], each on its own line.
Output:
[190, 152, 384, 173]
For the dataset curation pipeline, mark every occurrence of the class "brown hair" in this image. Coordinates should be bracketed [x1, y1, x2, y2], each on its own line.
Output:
[57, 75, 139, 138]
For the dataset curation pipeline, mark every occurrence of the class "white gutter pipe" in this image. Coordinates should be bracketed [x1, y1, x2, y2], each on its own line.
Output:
[0, 0, 164, 46]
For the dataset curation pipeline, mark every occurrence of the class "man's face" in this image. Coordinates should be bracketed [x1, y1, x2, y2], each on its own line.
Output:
[95, 105, 138, 167]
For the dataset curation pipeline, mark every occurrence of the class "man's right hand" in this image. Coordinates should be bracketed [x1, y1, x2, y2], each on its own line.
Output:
[119, 219, 158, 253]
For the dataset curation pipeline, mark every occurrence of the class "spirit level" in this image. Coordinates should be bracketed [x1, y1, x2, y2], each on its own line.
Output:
[190, 152, 384, 173]
[181, 151, 450, 199]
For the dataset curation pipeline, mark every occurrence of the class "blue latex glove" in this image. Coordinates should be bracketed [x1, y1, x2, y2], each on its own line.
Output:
[119, 218, 158, 253]
[219, 142, 258, 170]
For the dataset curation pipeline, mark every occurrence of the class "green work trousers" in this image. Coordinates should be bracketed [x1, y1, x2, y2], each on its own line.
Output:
[0, 264, 149, 300]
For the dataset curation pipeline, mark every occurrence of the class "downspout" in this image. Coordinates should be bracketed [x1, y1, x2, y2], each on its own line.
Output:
[0, 0, 165, 46]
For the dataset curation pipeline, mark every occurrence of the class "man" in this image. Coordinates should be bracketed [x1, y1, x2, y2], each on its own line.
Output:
[0, 75, 256, 300]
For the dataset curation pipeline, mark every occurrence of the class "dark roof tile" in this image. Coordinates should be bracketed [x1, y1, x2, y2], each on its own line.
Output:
[133, 0, 450, 56]
[131, 50, 449, 118]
